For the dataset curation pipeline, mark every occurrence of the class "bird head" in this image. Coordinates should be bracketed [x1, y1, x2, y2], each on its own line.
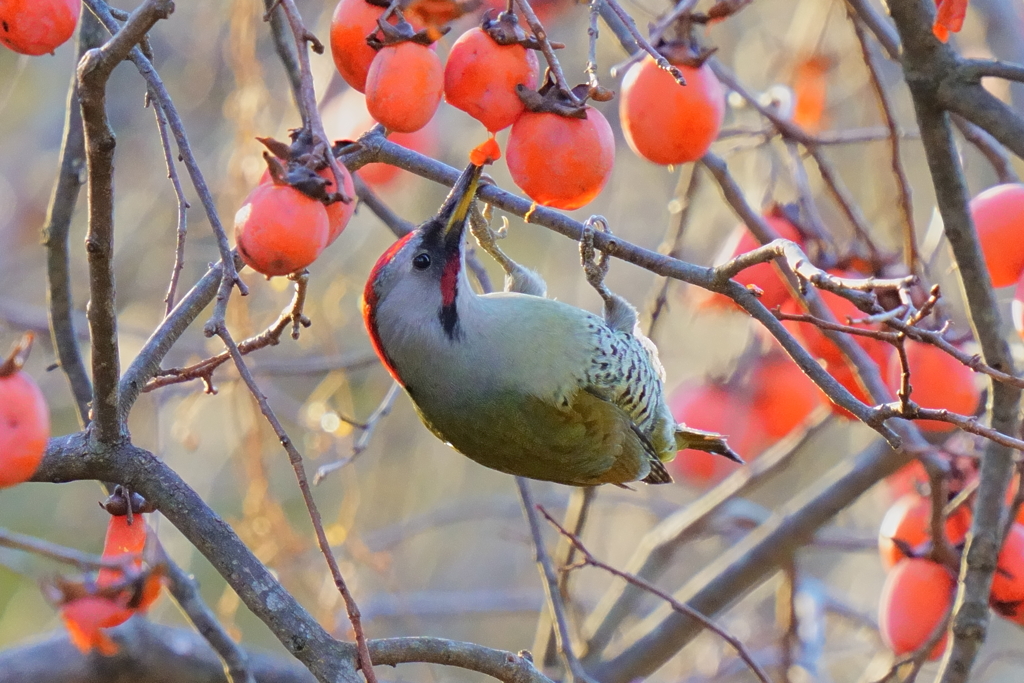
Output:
[361, 161, 484, 382]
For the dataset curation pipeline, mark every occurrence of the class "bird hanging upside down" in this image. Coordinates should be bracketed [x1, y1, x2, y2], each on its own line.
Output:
[361, 160, 740, 486]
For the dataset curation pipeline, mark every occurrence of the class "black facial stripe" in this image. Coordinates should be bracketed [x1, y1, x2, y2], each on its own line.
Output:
[439, 303, 461, 340]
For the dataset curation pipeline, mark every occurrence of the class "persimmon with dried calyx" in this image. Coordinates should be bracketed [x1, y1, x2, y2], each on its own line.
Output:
[234, 183, 329, 277]
[879, 558, 954, 659]
[444, 15, 540, 132]
[96, 487, 162, 623]
[970, 183, 1024, 287]
[259, 165, 355, 246]
[0, 0, 80, 56]
[885, 341, 980, 433]
[257, 132, 355, 247]
[620, 50, 724, 165]
[0, 332, 50, 489]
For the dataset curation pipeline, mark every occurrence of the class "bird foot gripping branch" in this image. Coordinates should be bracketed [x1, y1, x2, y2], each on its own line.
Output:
[361, 154, 740, 487]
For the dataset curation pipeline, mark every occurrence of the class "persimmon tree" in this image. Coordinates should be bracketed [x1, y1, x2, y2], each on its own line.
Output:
[2, 0, 1024, 683]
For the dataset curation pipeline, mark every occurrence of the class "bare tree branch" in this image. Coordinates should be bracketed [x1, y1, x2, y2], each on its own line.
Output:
[0, 621, 314, 683]
[78, 0, 176, 443]
[888, 3, 1023, 681]
[42, 7, 104, 427]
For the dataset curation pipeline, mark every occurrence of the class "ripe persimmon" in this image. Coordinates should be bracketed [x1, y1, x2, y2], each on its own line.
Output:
[750, 352, 825, 439]
[506, 107, 614, 210]
[365, 42, 444, 133]
[885, 342, 980, 433]
[877, 492, 971, 569]
[991, 524, 1024, 618]
[94, 512, 148, 628]
[879, 558, 954, 659]
[668, 383, 766, 486]
[0, 337, 50, 488]
[970, 183, 1024, 287]
[61, 595, 127, 656]
[1012, 274, 1024, 342]
[329, 0, 386, 92]
[620, 57, 724, 165]
[0, 0, 80, 56]
[234, 184, 330, 277]
[444, 25, 539, 132]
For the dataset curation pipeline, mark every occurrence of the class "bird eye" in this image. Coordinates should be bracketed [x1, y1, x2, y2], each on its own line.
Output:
[412, 253, 431, 270]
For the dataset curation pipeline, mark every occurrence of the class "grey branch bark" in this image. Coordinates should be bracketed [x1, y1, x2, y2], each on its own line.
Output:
[0, 620, 313, 683]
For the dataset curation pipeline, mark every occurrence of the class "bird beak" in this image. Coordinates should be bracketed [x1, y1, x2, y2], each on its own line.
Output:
[435, 162, 484, 244]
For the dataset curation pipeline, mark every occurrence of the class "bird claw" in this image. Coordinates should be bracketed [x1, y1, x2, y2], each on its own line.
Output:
[579, 216, 612, 292]
[580, 217, 637, 333]
[470, 207, 547, 296]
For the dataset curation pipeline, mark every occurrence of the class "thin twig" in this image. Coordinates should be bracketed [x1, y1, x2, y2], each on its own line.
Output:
[0, 528, 118, 570]
[960, 58, 1024, 84]
[533, 487, 597, 670]
[581, 413, 830, 659]
[538, 507, 774, 683]
[645, 166, 702, 341]
[952, 116, 1020, 184]
[513, 0, 582, 105]
[852, 16, 919, 273]
[709, 59, 885, 261]
[212, 323, 377, 683]
[601, 0, 686, 86]
[274, 0, 353, 208]
[143, 272, 311, 394]
[151, 96, 191, 317]
[262, 0, 303, 110]
[313, 381, 401, 483]
[517, 479, 596, 683]
[83, 0, 248, 331]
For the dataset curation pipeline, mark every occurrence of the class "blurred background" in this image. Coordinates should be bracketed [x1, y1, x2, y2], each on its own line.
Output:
[2, 0, 1024, 680]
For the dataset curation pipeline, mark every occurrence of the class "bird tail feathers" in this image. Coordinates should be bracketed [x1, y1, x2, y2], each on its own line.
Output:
[675, 426, 744, 464]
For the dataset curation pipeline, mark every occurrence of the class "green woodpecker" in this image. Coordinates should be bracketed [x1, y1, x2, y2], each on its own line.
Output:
[361, 161, 739, 486]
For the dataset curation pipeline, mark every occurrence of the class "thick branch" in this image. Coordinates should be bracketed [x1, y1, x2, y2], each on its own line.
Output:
[33, 433, 358, 683]
[0, 621, 314, 683]
[368, 638, 552, 683]
[77, 0, 175, 442]
[888, 3, 1023, 681]
[42, 7, 104, 426]
[84, 0, 246, 313]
